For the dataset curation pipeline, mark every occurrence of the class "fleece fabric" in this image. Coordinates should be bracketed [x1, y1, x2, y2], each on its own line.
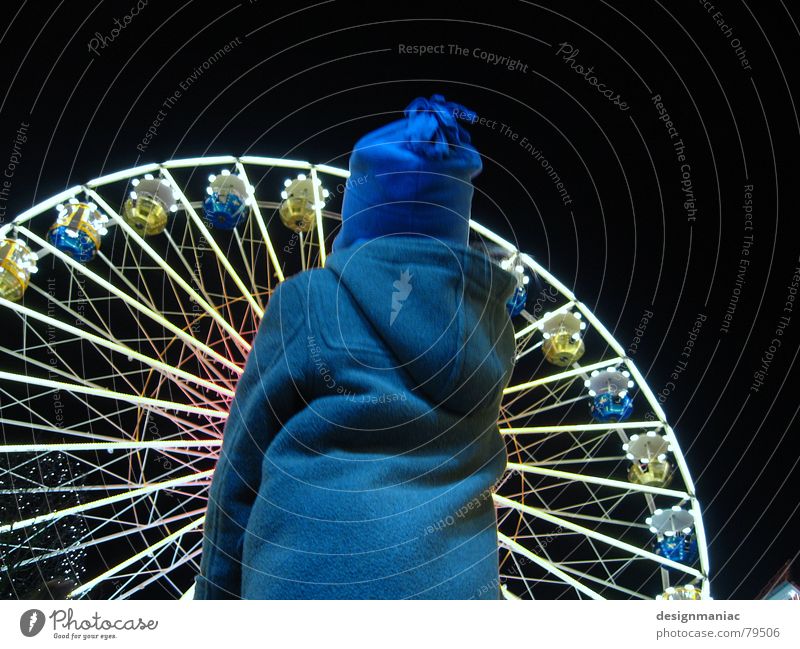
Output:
[194, 235, 517, 599]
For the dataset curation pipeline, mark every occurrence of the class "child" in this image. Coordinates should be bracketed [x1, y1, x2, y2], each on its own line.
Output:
[194, 95, 517, 599]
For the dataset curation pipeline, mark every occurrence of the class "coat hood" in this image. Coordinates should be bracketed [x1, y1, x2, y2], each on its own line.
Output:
[324, 235, 517, 413]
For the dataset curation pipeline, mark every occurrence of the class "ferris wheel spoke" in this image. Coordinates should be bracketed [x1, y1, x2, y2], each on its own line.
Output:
[309, 167, 327, 267]
[0, 297, 234, 400]
[514, 301, 576, 340]
[116, 544, 203, 601]
[500, 584, 520, 600]
[158, 169, 263, 320]
[504, 357, 624, 395]
[6, 506, 206, 574]
[231, 228, 263, 308]
[506, 463, 688, 499]
[12, 224, 243, 375]
[502, 421, 664, 435]
[498, 532, 604, 600]
[158, 229, 222, 316]
[83, 189, 251, 355]
[0, 471, 212, 534]
[541, 558, 650, 600]
[1, 440, 221, 454]
[95, 250, 157, 308]
[0, 371, 227, 421]
[503, 393, 586, 422]
[68, 516, 203, 599]
[494, 494, 703, 579]
[235, 162, 284, 283]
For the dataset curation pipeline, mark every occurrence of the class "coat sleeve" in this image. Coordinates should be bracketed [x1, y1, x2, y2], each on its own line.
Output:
[193, 279, 305, 599]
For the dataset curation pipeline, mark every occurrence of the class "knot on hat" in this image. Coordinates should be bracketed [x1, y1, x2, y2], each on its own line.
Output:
[332, 93, 483, 253]
[403, 94, 477, 159]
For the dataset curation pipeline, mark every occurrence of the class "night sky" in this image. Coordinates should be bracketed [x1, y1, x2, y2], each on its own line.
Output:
[1, 0, 798, 599]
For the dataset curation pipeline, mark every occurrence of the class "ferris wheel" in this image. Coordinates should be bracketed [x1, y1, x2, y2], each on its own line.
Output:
[0, 156, 710, 600]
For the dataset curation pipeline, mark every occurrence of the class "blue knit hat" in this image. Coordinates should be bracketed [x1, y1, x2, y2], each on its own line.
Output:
[333, 94, 483, 252]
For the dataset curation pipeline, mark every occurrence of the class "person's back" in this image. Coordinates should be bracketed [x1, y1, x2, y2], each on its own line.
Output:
[194, 95, 517, 599]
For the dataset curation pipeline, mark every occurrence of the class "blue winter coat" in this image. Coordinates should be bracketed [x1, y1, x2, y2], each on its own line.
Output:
[193, 236, 517, 599]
